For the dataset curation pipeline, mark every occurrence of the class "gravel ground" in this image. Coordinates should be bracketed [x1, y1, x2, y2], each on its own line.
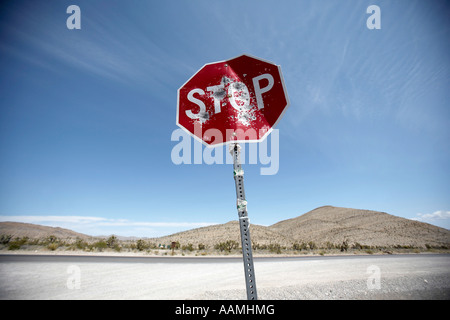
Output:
[1, 254, 449, 300]
[195, 274, 450, 300]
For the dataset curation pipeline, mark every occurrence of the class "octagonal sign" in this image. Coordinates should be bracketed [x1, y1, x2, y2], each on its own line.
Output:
[177, 54, 289, 147]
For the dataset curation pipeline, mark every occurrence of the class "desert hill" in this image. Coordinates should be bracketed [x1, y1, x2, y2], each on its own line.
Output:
[0, 221, 93, 241]
[268, 206, 450, 248]
[153, 221, 293, 247]
[154, 206, 450, 249]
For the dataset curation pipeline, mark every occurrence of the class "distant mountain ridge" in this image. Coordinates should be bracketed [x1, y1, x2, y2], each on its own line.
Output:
[152, 206, 450, 248]
[1, 206, 449, 249]
[0, 221, 92, 241]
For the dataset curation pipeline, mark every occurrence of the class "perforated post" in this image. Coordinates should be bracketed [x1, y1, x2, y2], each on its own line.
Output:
[231, 143, 258, 300]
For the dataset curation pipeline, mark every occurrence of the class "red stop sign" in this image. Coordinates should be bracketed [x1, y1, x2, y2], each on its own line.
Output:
[177, 54, 289, 146]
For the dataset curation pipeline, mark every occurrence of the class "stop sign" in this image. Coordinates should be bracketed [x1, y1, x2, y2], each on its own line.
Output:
[177, 54, 289, 146]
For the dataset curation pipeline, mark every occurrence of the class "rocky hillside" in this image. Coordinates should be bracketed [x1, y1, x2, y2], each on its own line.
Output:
[154, 206, 449, 249]
[153, 221, 293, 247]
[268, 206, 450, 248]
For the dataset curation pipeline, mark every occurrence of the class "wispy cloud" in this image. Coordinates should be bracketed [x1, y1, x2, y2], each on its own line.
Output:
[413, 211, 450, 221]
[0, 216, 106, 224]
[7, 26, 142, 85]
[1, 8, 186, 93]
[412, 211, 450, 230]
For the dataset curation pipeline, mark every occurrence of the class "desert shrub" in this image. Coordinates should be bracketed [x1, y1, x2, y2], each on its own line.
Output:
[253, 242, 267, 250]
[106, 235, 118, 248]
[47, 243, 59, 251]
[7, 237, 29, 250]
[93, 240, 108, 251]
[292, 242, 307, 251]
[181, 243, 194, 251]
[105, 235, 122, 251]
[136, 239, 149, 251]
[198, 243, 206, 250]
[325, 242, 336, 250]
[398, 245, 416, 249]
[75, 239, 88, 250]
[268, 243, 282, 254]
[256, 243, 268, 250]
[1, 235, 12, 245]
[308, 241, 317, 250]
[340, 240, 349, 252]
[8, 242, 21, 250]
[215, 240, 239, 252]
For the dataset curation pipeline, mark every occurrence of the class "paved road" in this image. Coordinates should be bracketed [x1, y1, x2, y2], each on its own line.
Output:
[2, 252, 442, 263]
[0, 253, 422, 263]
[1, 254, 449, 299]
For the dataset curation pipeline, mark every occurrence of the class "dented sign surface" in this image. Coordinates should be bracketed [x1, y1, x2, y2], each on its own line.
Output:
[177, 54, 289, 146]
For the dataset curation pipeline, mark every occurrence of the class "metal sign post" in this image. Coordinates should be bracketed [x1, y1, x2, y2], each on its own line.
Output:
[230, 142, 257, 300]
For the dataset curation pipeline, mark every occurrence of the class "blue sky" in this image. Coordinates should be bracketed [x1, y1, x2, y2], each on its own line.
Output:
[0, 0, 449, 237]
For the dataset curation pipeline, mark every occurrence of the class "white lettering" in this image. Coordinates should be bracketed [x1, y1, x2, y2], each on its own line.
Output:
[366, 5, 381, 30]
[252, 73, 274, 109]
[170, 129, 191, 164]
[218, 304, 275, 315]
[170, 128, 280, 175]
[193, 122, 203, 164]
[228, 82, 251, 111]
[66, 265, 81, 289]
[206, 84, 225, 114]
[203, 128, 223, 164]
[175, 304, 209, 317]
[259, 129, 279, 175]
[66, 5, 81, 30]
[367, 265, 381, 289]
[185, 73, 275, 120]
[186, 89, 208, 122]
